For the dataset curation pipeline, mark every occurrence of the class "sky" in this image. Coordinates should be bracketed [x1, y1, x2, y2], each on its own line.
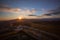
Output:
[0, 0, 60, 20]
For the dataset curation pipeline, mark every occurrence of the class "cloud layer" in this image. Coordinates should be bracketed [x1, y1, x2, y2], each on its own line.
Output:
[28, 7, 60, 18]
[0, 4, 36, 15]
[40, 7, 60, 18]
[43, 7, 60, 16]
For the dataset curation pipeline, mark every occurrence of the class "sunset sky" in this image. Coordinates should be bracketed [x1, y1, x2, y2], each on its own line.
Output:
[0, 0, 60, 20]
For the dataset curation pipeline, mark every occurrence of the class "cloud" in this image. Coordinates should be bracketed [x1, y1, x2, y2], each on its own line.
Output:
[0, 4, 21, 13]
[40, 7, 60, 18]
[46, 7, 60, 15]
[29, 7, 60, 19]
[0, 4, 9, 7]
[31, 8, 36, 13]
[28, 15, 37, 16]
[0, 4, 36, 15]
[39, 7, 60, 16]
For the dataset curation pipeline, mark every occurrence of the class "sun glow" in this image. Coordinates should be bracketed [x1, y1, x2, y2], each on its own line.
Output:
[18, 17, 22, 20]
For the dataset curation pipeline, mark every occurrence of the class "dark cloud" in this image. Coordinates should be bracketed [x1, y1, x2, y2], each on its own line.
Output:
[0, 4, 11, 10]
[28, 15, 37, 16]
[0, 4, 21, 13]
[43, 7, 60, 16]
[52, 7, 60, 15]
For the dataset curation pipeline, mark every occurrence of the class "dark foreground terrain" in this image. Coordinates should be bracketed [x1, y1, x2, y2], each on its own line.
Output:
[0, 19, 60, 40]
[0, 30, 37, 40]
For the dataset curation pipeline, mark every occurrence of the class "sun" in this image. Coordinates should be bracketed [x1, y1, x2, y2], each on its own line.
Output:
[18, 17, 22, 20]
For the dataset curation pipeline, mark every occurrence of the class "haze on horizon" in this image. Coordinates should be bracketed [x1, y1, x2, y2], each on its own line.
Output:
[0, 0, 60, 21]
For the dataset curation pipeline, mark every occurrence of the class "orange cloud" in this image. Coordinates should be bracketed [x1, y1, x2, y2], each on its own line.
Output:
[0, 7, 36, 15]
[0, 4, 36, 15]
